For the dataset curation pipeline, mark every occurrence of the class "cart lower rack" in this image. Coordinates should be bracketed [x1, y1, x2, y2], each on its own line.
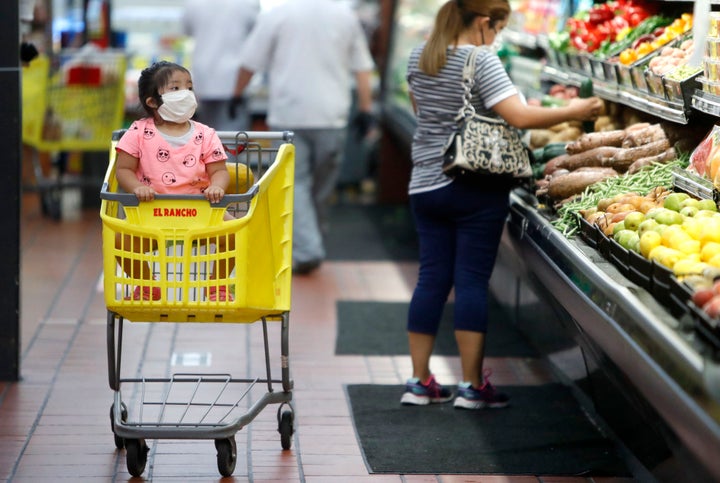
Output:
[101, 130, 295, 477]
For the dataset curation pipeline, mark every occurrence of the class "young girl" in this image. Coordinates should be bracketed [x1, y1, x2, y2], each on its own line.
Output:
[115, 61, 235, 302]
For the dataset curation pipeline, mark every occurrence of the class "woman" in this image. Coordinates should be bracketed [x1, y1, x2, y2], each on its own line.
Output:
[401, 0, 602, 409]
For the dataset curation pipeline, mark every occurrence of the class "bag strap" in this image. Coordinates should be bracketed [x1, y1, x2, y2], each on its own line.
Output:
[457, 47, 504, 125]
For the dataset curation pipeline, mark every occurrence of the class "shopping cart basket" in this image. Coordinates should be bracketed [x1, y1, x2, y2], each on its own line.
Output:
[23, 48, 127, 218]
[100, 130, 295, 477]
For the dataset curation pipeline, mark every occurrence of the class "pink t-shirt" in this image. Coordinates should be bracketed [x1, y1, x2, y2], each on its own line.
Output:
[116, 118, 228, 194]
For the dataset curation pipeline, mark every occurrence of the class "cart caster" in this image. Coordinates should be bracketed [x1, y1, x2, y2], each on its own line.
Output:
[125, 438, 149, 477]
[215, 436, 237, 477]
[278, 408, 294, 450]
[109, 402, 128, 450]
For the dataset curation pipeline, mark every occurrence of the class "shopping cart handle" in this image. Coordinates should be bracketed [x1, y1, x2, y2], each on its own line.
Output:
[100, 184, 259, 207]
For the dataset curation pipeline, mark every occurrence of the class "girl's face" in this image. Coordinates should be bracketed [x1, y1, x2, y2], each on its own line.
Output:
[158, 69, 193, 95]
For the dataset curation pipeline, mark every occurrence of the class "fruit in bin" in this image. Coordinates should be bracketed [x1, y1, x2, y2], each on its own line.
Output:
[680, 206, 699, 218]
[663, 192, 690, 212]
[695, 209, 719, 218]
[623, 211, 645, 231]
[639, 230, 662, 258]
[652, 208, 684, 226]
[638, 218, 660, 237]
[681, 198, 700, 209]
[615, 229, 640, 251]
[693, 288, 717, 309]
[700, 217, 720, 244]
[681, 217, 701, 240]
[703, 295, 720, 319]
[702, 242, 720, 263]
[673, 258, 708, 277]
[708, 253, 720, 269]
[612, 221, 626, 235]
[648, 245, 682, 269]
[697, 199, 718, 212]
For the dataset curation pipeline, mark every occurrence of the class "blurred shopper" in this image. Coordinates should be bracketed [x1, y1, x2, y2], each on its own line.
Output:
[182, 0, 259, 131]
[233, 0, 375, 275]
[401, 0, 601, 408]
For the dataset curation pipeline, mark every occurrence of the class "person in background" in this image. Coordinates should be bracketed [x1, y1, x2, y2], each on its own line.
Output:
[115, 61, 235, 302]
[401, 0, 602, 409]
[182, 0, 259, 131]
[233, 0, 375, 275]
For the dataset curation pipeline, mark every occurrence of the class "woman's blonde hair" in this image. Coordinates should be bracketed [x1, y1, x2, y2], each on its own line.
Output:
[419, 0, 511, 75]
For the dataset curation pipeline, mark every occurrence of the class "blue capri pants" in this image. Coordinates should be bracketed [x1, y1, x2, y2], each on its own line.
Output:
[407, 180, 510, 335]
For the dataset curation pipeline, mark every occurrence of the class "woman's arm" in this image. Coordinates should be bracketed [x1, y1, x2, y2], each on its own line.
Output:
[492, 94, 603, 130]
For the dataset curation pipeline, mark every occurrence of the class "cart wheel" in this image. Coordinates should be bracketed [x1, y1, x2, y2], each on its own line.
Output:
[214, 437, 237, 477]
[278, 409, 294, 450]
[109, 402, 128, 449]
[41, 188, 61, 221]
[125, 438, 149, 477]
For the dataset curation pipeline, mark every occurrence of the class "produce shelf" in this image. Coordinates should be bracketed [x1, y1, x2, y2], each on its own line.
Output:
[500, 189, 720, 480]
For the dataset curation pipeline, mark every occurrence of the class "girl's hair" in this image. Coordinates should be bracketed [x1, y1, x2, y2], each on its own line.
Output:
[137, 61, 192, 117]
[419, 0, 510, 75]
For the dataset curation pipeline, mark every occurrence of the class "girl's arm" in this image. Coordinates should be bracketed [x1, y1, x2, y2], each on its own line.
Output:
[204, 162, 230, 204]
[115, 150, 156, 201]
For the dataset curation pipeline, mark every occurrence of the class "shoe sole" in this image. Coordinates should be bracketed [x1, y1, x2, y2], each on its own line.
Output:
[401, 392, 454, 405]
[454, 397, 509, 409]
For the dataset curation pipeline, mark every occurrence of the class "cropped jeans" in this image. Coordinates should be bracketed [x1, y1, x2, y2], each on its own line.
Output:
[407, 180, 510, 335]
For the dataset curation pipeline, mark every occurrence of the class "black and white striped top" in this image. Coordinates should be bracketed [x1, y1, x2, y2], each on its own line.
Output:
[406, 44, 517, 194]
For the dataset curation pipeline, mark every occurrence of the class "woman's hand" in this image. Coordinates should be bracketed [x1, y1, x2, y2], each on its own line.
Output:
[204, 185, 225, 204]
[133, 185, 156, 202]
[567, 97, 603, 122]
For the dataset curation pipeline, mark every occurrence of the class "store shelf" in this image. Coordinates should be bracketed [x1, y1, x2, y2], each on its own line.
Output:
[504, 189, 720, 480]
[542, 65, 690, 124]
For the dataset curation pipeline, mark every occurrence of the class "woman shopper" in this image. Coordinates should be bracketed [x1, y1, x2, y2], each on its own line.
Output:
[401, 0, 602, 409]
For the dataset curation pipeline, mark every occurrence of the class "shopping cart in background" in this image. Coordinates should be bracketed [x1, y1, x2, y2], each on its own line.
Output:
[22, 47, 127, 219]
[100, 130, 295, 477]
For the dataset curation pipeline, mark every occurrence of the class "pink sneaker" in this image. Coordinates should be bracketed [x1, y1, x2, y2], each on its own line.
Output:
[125, 286, 162, 301]
[206, 286, 234, 302]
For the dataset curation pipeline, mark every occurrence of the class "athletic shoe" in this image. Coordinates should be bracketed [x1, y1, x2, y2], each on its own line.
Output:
[206, 285, 234, 302]
[454, 372, 510, 409]
[400, 375, 454, 405]
[125, 285, 162, 301]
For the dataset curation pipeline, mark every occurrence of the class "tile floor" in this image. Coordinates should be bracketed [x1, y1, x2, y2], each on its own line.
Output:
[0, 195, 636, 482]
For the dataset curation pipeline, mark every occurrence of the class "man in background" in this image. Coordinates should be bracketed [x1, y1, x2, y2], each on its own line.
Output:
[234, 0, 375, 275]
[183, 0, 259, 131]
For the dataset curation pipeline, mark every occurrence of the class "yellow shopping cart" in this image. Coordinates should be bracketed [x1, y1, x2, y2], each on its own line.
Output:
[22, 48, 127, 218]
[101, 130, 295, 477]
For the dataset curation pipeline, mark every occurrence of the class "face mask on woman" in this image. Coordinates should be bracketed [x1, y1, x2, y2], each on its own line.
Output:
[158, 89, 197, 123]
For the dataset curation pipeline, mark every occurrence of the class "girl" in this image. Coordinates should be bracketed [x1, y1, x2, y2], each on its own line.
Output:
[115, 61, 234, 302]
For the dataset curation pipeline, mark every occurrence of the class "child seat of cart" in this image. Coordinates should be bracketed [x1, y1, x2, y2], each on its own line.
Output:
[100, 130, 295, 324]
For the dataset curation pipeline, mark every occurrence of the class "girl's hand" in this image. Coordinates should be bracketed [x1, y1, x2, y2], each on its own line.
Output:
[134, 185, 156, 202]
[204, 185, 225, 204]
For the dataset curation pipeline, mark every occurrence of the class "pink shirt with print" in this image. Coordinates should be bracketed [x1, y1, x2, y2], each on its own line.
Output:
[116, 118, 227, 195]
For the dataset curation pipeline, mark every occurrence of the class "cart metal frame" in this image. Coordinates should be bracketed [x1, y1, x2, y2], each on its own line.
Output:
[101, 131, 295, 477]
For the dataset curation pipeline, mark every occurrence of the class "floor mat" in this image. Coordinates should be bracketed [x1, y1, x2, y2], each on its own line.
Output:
[346, 383, 631, 476]
[325, 203, 418, 261]
[335, 299, 538, 358]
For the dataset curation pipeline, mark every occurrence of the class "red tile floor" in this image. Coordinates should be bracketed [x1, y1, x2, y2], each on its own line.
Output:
[0, 194, 637, 482]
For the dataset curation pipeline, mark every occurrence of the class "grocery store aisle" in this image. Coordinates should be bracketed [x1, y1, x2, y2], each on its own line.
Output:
[0, 194, 636, 482]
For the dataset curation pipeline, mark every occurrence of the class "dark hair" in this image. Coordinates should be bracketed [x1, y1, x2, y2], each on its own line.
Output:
[137, 61, 192, 117]
[419, 0, 510, 75]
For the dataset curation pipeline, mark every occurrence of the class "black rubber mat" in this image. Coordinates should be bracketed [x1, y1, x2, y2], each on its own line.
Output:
[346, 383, 631, 476]
[335, 299, 538, 358]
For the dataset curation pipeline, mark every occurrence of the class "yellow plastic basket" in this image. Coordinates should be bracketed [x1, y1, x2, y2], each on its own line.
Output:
[22, 50, 127, 152]
[100, 132, 294, 323]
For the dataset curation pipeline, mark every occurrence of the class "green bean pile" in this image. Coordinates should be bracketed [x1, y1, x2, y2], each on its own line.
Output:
[551, 154, 689, 237]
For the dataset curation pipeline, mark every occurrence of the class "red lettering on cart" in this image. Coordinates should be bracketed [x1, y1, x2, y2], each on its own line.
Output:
[153, 207, 198, 217]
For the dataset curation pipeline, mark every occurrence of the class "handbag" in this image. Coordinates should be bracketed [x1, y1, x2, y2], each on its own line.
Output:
[442, 47, 531, 179]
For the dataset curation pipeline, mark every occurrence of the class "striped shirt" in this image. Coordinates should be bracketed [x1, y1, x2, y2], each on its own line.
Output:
[406, 44, 517, 194]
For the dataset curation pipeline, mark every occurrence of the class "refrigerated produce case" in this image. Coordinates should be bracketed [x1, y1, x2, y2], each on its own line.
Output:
[377, 0, 720, 479]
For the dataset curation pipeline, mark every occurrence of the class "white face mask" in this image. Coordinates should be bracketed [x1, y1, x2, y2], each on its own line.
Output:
[157, 89, 197, 123]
